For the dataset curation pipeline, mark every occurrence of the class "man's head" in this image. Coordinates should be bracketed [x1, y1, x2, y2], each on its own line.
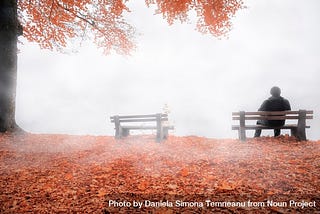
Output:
[270, 86, 281, 97]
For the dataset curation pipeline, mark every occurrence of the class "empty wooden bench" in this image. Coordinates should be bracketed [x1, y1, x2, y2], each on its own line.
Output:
[232, 110, 313, 141]
[110, 113, 174, 142]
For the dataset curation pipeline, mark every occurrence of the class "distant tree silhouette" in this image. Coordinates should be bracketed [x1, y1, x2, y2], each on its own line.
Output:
[0, 0, 244, 132]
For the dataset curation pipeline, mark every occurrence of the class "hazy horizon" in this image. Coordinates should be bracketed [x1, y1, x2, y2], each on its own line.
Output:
[16, 0, 320, 140]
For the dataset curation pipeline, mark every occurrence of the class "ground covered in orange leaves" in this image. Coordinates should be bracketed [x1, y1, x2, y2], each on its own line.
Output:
[0, 133, 319, 213]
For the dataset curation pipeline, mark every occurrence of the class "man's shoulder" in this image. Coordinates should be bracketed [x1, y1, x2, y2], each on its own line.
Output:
[261, 99, 270, 106]
[268, 96, 289, 102]
[281, 97, 290, 103]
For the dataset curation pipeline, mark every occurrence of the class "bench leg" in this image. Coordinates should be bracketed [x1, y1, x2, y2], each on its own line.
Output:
[156, 113, 163, 143]
[115, 127, 129, 139]
[156, 127, 164, 142]
[114, 116, 121, 139]
[122, 128, 130, 137]
[290, 127, 306, 141]
[290, 128, 297, 138]
[297, 109, 307, 141]
[239, 128, 246, 141]
[297, 128, 307, 141]
[239, 111, 246, 141]
[156, 130, 163, 142]
[163, 128, 169, 140]
[115, 127, 121, 139]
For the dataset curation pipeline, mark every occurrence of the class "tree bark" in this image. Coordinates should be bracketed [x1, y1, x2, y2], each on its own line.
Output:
[0, 0, 20, 132]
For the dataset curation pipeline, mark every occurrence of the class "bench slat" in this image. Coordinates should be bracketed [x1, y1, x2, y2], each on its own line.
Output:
[232, 125, 310, 130]
[110, 114, 168, 119]
[122, 125, 157, 130]
[111, 118, 168, 123]
[122, 125, 174, 130]
[232, 115, 313, 120]
[232, 110, 313, 116]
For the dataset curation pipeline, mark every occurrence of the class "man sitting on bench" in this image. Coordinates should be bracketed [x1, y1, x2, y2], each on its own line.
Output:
[254, 86, 291, 137]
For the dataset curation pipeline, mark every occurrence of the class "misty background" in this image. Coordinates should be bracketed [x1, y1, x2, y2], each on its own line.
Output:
[16, 0, 320, 140]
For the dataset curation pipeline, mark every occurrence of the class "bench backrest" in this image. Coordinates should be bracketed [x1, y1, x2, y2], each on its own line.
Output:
[110, 113, 168, 124]
[232, 110, 313, 121]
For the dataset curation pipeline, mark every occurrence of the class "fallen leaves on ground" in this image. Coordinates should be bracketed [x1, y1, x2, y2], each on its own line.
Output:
[0, 133, 319, 213]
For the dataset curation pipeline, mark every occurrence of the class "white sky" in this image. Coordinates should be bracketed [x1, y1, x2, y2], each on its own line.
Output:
[16, 0, 320, 140]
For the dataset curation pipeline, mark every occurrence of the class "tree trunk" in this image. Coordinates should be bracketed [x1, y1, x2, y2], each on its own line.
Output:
[0, 0, 20, 132]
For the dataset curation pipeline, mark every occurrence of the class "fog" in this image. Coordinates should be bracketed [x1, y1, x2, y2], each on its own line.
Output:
[16, 0, 320, 140]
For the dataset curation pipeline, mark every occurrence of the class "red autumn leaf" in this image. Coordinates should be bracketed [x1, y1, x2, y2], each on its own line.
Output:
[97, 188, 107, 197]
[17, 0, 244, 54]
[180, 168, 189, 177]
[65, 173, 73, 180]
[137, 181, 149, 191]
[0, 133, 319, 213]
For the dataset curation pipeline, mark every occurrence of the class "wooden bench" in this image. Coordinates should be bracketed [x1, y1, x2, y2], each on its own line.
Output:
[232, 110, 313, 141]
[110, 113, 174, 142]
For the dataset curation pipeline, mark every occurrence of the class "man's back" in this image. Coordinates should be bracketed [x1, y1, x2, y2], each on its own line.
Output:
[259, 96, 291, 112]
[258, 95, 291, 127]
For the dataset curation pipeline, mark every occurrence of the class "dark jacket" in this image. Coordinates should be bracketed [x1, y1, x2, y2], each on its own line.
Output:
[258, 96, 291, 127]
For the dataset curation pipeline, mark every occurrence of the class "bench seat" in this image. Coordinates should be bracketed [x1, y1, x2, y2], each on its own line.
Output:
[232, 124, 310, 130]
[121, 125, 174, 130]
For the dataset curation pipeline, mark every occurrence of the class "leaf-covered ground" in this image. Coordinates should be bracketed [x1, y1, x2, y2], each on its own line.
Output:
[0, 133, 319, 213]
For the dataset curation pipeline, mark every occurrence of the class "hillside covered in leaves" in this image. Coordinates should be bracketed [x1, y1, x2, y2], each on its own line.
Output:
[0, 133, 319, 213]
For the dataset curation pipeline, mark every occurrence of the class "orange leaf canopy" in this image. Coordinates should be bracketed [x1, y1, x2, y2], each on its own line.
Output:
[18, 0, 244, 54]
